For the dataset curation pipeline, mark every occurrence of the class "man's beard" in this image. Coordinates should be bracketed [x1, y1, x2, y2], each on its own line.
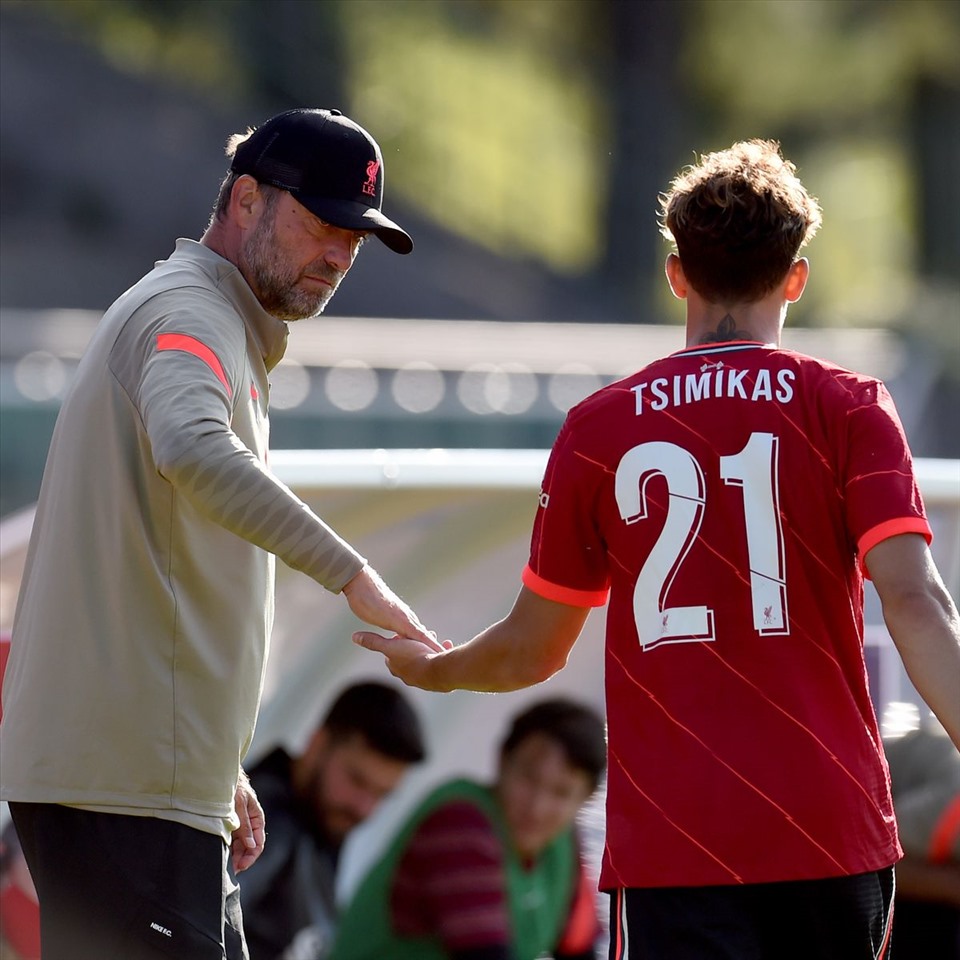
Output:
[241, 212, 344, 321]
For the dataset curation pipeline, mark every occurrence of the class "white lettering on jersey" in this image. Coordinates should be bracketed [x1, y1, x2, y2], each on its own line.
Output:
[685, 371, 711, 403]
[727, 368, 749, 398]
[775, 369, 796, 402]
[751, 368, 772, 401]
[633, 367, 795, 415]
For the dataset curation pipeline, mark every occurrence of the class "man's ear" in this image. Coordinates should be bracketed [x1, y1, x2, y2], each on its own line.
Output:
[784, 258, 810, 303]
[230, 174, 265, 227]
[665, 253, 688, 300]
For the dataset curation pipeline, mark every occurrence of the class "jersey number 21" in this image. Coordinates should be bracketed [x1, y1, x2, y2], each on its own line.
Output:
[615, 433, 788, 650]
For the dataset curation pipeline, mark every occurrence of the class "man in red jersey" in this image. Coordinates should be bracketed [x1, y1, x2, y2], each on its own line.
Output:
[355, 139, 960, 960]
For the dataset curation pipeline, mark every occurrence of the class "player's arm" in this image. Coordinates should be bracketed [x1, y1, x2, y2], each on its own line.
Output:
[866, 533, 960, 750]
[354, 586, 590, 693]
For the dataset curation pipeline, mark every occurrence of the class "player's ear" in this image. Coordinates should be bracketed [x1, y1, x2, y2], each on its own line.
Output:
[665, 253, 688, 300]
[784, 258, 809, 303]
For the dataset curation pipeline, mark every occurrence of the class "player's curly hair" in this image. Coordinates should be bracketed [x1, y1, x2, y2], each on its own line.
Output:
[659, 139, 822, 305]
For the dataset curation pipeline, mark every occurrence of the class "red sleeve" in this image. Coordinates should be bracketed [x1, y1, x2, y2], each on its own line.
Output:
[841, 380, 931, 576]
[390, 801, 512, 951]
[525, 414, 612, 603]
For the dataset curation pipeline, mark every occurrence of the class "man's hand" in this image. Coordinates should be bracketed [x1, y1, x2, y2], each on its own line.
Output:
[231, 770, 266, 873]
[342, 566, 445, 652]
[356, 587, 590, 694]
[352, 631, 449, 690]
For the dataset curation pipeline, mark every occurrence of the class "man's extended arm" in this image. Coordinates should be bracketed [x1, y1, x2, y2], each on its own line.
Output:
[866, 533, 960, 751]
[137, 334, 437, 647]
[354, 587, 589, 692]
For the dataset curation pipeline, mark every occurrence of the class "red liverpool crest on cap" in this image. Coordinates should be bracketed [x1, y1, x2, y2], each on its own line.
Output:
[362, 160, 380, 197]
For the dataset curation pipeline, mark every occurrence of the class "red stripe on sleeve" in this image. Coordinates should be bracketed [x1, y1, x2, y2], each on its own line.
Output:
[522, 565, 609, 608]
[156, 333, 232, 399]
[858, 518, 932, 578]
[857, 517, 933, 580]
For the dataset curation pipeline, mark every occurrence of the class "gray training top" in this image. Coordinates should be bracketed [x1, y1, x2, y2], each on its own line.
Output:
[0, 240, 365, 839]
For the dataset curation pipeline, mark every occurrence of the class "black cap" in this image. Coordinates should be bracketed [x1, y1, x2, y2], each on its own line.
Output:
[230, 108, 412, 255]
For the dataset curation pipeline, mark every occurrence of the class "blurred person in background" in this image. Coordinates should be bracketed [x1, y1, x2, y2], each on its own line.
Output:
[0, 818, 39, 960]
[357, 139, 960, 960]
[0, 635, 38, 960]
[240, 681, 427, 960]
[0, 107, 439, 960]
[885, 715, 960, 959]
[329, 698, 606, 960]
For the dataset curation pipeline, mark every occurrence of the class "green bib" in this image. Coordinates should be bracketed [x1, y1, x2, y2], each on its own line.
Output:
[329, 778, 576, 960]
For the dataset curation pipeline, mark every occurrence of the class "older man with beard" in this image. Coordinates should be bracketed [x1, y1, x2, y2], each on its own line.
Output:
[0, 108, 438, 960]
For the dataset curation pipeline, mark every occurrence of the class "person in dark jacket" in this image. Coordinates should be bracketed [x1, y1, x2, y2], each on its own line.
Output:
[241, 681, 426, 960]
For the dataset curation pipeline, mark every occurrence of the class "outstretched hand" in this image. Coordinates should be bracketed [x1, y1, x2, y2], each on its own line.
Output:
[352, 630, 452, 690]
[342, 565, 445, 652]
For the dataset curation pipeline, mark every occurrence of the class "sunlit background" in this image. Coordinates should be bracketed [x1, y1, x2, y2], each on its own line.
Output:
[2, 0, 959, 516]
[5, 0, 959, 311]
[1, 3, 958, 953]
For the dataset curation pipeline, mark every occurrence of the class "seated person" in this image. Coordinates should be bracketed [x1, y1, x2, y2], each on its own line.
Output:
[885, 715, 960, 960]
[240, 681, 427, 960]
[329, 697, 606, 960]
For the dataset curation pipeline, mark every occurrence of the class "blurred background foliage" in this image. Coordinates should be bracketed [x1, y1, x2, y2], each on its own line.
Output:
[10, 0, 959, 336]
[0, 0, 957, 520]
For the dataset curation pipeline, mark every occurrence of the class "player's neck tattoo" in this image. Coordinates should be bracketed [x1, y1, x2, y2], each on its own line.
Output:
[699, 314, 754, 344]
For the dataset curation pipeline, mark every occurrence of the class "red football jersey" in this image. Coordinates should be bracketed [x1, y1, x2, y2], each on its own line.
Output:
[522, 342, 931, 889]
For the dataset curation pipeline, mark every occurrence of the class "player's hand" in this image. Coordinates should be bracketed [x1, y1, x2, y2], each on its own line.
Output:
[352, 631, 452, 690]
[342, 566, 445, 652]
[231, 770, 266, 873]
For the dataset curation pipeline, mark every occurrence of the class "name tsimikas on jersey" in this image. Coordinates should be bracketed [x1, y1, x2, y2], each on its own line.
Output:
[632, 364, 796, 415]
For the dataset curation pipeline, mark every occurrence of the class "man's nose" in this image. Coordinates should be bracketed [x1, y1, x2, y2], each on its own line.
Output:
[325, 229, 358, 272]
[525, 789, 557, 823]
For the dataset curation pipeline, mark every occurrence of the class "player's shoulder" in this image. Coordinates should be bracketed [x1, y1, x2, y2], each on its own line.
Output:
[565, 380, 631, 421]
[775, 346, 887, 405]
[775, 344, 872, 377]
